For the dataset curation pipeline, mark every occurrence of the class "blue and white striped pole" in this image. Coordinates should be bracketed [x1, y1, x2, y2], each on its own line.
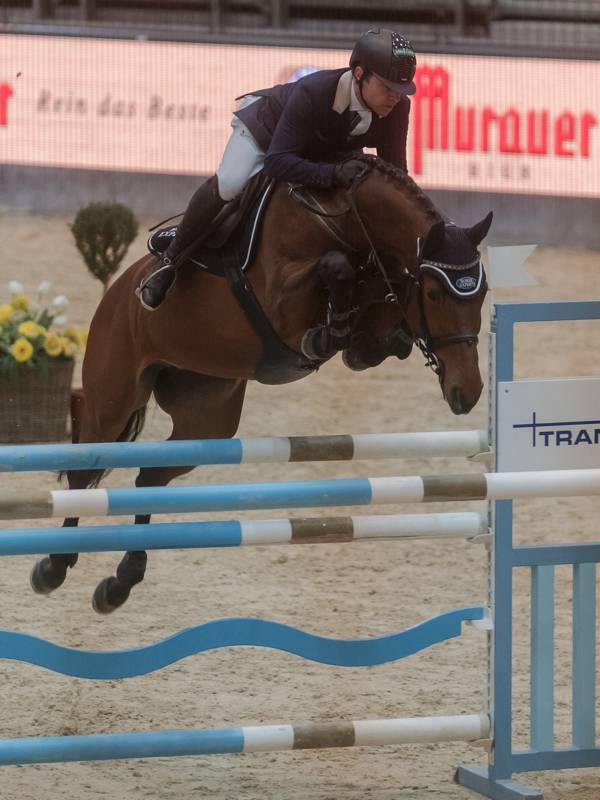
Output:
[0, 512, 488, 556]
[0, 430, 488, 473]
[1, 469, 599, 520]
[0, 713, 490, 765]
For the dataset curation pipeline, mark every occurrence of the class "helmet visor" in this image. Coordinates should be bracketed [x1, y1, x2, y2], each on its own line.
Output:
[375, 72, 416, 96]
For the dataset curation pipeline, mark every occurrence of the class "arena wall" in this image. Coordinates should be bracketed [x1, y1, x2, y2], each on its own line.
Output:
[1, 34, 599, 248]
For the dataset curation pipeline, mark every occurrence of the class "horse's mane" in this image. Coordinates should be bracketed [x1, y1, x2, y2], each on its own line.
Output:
[367, 156, 443, 223]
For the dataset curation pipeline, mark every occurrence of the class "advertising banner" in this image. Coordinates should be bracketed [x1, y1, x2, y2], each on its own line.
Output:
[496, 377, 600, 471]
[1, 34, 598, 196]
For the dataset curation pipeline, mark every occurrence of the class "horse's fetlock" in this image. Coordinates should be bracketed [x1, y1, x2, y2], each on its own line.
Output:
[116, 551, 148, 587]
[50, 553, 78, 570]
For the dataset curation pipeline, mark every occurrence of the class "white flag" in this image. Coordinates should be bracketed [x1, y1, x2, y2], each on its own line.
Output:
[486, 245, 537, 288]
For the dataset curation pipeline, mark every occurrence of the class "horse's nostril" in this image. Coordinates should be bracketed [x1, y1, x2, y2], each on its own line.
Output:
[450, 386, 471, 415]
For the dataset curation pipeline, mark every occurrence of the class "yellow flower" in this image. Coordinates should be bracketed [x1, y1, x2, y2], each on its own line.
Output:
[43, 332, 63, 357]
[0, 304, 12, 325]
[63, 326, 83, 347]
[10, 293, 29, 311]
[10, 337, 34, 363]
[60, 336, 77, 358]
[18, 320, 44, 339]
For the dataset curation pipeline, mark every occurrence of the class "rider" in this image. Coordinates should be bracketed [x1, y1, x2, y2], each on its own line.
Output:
[137, 28, 417, 310]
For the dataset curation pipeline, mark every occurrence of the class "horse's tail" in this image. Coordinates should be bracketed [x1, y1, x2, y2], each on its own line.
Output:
[58, 405, 147, 489]
[70, 388, 85, 444]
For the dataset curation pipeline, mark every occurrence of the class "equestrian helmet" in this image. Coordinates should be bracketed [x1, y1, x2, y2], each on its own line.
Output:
[350, 28, 417, 95]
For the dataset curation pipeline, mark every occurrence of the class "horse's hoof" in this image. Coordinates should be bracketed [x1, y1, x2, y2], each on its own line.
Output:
[342, 349, 368, 371]
[30, 557, 67, 595]
[92, 577, 131, 614]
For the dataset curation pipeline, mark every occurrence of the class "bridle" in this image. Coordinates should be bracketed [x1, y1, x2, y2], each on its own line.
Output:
[288, 165, 486, 376]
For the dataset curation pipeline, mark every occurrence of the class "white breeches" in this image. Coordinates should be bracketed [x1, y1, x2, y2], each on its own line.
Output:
[216, 95, 266, 201]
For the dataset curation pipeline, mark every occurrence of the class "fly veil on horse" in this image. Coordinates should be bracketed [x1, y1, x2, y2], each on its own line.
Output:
[31, 156, 492, 613]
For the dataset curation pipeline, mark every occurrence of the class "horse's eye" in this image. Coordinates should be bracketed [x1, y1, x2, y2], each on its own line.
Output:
[427, 288, 442, 302]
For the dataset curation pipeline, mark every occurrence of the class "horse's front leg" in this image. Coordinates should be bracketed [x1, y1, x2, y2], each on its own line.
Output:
[301, 251, 355, 360]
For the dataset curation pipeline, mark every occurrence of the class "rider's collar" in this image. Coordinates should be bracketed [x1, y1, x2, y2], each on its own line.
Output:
[420, 257, 485, 298]
[349, 81, 372, 136]
[332, 70, 354, 114]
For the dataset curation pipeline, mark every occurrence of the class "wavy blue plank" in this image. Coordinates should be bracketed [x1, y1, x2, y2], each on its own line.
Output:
[0, 607, 484, 679]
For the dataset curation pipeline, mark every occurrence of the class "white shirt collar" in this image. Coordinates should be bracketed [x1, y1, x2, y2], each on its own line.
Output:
[332, 69, 372, 136]
[349, 78, 372, 136]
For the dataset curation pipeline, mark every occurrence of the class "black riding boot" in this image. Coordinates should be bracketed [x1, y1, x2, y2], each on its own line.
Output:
[136, 175, 227, 310]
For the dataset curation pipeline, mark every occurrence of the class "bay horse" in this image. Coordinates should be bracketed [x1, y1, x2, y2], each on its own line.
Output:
[31, 157, 492, 613]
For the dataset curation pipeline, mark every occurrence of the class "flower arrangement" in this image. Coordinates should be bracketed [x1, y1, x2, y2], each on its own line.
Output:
[0, 280, 87, 375]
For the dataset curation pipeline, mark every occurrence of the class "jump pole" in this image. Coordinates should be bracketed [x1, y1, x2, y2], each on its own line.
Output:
[0, 511, 488, 556]
[0, 714, 490, 766]
[1, 468, 599, 519]
[0, 429, 488, 472]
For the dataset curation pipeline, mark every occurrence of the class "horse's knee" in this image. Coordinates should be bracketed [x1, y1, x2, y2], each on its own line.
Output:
[317, 251, 354, 288]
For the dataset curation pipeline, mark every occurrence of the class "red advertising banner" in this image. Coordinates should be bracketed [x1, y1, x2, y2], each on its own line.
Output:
[1, 34, 598, 197]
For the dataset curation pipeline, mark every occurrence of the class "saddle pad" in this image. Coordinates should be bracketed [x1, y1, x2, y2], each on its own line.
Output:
[147, 179, 276, 277]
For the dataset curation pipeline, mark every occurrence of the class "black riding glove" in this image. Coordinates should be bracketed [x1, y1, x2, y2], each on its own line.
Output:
[333, 159, 366, 189]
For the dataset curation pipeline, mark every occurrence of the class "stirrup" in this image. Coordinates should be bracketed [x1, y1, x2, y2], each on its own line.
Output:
[137, 258, 173, 292]
[135, 259, 174, 311]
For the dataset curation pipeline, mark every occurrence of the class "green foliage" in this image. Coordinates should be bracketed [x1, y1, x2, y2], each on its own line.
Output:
[70, 202, 138, 291]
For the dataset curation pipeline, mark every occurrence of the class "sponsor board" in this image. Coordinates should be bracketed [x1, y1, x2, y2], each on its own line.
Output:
[497, 377, 600, 471]
[1, 34, 598, 196]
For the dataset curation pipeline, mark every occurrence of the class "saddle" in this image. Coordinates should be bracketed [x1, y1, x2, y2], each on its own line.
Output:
[147, 174, 323, 384]
[147, 172, 275, 277]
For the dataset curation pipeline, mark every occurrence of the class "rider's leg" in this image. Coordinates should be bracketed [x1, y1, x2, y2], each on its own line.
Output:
[136, 117, 265, 310]
[136, 175, 226, 310]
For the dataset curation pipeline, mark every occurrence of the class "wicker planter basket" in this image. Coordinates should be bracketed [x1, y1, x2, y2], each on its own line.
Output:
[0, 360, 74, 443]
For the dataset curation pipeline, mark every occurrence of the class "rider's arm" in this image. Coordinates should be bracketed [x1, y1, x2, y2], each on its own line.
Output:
[263, 83, 337, 188]
[375, 96, 410, 173]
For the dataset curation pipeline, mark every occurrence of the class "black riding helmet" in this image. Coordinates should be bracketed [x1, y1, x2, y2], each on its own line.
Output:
[350, 28, 417, 95]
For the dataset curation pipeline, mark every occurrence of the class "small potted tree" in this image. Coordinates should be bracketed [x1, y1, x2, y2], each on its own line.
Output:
[70, 202, 138, 294]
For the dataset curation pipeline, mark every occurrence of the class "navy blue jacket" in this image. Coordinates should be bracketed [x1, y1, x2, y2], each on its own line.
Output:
[234, 68, 410, 189]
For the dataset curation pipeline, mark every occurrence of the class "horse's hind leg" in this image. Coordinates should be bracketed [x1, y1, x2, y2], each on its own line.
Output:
[29, 467, 100, 594]
[31, 374, 151, 596]
[92, 369, 248, 614]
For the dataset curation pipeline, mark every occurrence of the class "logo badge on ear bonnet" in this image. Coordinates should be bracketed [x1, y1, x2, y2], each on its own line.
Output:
[420, 258, 486, 298]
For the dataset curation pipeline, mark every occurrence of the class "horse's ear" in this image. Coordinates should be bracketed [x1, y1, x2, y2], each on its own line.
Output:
[420, 220, 446, 258]
[466, 211, 493, 247]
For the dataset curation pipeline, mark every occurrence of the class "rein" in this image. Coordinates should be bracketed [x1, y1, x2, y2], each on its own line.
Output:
[289, 168, 398, 302]
[289, 167, 483, 376]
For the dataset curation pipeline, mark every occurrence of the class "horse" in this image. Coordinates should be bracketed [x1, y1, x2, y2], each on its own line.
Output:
[30, 157, 492, 613]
